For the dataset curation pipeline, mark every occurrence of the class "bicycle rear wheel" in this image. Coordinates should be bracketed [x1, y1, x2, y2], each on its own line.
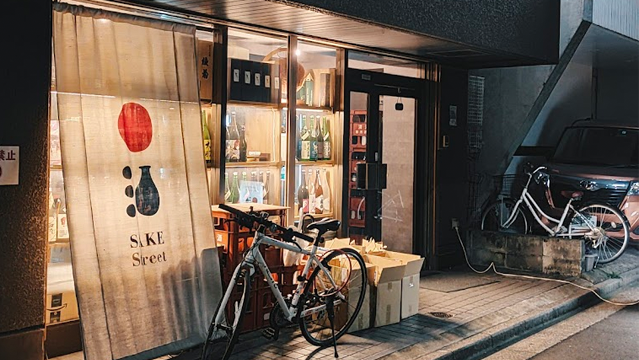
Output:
[571, 204, 629, 264]
[298, 248, 367, 347]
[481, 199, 529, 234]
[201, 267, 251, 360]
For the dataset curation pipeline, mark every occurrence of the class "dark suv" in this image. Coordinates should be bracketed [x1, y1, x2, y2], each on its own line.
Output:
[543, 120, 639, 244]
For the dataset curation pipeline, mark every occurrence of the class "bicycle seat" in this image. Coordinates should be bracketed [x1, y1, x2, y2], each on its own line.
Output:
[307, 218, 340, 235]
[561, 190, 583, 200]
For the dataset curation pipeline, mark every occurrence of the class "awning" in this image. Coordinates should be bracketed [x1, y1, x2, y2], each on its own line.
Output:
[126, 0, 560, 68]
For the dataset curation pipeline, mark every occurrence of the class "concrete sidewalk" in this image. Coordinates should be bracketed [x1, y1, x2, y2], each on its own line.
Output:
[193, 246, 639, 360]
[56, 248, 639, 360]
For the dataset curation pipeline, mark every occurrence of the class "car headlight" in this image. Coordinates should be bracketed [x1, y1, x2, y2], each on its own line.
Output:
[628, 182, 639, 196]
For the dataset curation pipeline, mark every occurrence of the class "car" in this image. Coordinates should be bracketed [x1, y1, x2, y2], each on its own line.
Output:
[542, 119, 639, 244]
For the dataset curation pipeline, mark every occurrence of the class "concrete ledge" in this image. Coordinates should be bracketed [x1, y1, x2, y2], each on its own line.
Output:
[468, 230, 584, 277]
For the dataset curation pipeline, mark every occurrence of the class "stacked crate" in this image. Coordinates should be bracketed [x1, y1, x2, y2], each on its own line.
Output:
[348, 110, 367, 243]
[212, 204, 298, 333]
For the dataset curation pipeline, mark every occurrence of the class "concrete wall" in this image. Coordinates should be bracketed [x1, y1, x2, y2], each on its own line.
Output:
[0, 1, 51, 359]
[592, 0, 639, 40]
[597, 66, 639, 121]
[470, 0, 587, 176]
[284, 0, 560, 63]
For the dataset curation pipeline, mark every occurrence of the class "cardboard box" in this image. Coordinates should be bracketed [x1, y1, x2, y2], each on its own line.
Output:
[363, 255, 405, 327]
[369, 250, 424, 319]
[322, 238, 353, 250]
[348, 285, 371, 333]
[46, 290, 79, 324]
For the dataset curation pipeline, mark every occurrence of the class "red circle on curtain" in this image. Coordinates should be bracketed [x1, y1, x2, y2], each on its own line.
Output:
[118, 102, 153, 152]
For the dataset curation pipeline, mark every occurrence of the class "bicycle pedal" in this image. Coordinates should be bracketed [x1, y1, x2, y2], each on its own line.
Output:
[261, 327, 279, 341]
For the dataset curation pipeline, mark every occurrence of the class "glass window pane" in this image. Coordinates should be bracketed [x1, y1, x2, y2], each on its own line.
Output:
[223, 29, 288, 206]
[293, 42, 339, 224]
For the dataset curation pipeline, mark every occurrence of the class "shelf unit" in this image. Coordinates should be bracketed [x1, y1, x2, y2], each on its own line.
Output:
[347, 110, 367, 243]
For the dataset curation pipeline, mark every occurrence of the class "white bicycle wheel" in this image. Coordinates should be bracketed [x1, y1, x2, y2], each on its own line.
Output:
[571, 204, 629, 264]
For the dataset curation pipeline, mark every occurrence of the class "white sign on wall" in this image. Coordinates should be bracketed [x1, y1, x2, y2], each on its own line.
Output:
[0, 146, 19, 185]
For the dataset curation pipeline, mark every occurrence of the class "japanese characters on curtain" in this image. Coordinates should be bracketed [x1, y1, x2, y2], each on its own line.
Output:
[52, 4, 221, 360]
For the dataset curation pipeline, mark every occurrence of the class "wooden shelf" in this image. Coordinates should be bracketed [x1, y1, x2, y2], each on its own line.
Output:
[228, 100, 282, 109]
[225, 161, 282, 168]
[295, 160, 335, 166]
[295, 105, 334, 112]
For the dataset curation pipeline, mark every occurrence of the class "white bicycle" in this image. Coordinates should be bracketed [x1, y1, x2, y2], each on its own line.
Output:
[481, 165, 630, 264]
[202, 204, 367, 360]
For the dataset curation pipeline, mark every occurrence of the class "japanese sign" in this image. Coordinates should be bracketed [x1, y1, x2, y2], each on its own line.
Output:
[197, 39, 213, 101]
[0, 146, 19, 185]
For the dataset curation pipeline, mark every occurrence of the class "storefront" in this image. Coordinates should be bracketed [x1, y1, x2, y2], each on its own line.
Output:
[44, 2, 435, 358]
[0, 1, 560, 359]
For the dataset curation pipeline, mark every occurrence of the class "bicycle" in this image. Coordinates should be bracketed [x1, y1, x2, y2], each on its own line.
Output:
[202, 203, 367, 360]
[481, 165, 630, 264]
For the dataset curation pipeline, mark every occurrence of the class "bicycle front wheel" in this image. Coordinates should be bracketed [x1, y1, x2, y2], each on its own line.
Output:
[481, 199, 529, 234]
[202, 267, 251, 360]
[298, 247, 367, 346]
[571, 204, 629, 264]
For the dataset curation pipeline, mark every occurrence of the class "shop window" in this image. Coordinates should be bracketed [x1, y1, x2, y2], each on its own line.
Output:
[293, 41, 340, 225]
[220, 29, 289, 207]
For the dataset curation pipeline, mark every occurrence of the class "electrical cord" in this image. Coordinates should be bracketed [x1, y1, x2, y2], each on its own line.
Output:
[455, 226, 639, 306]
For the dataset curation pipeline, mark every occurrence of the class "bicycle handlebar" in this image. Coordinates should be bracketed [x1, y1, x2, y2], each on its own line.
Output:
[523, 162, 547, 176]
[218, 203, 315, 243]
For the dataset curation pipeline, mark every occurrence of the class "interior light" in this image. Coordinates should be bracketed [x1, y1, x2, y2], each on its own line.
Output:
[295, 49, 301, 57]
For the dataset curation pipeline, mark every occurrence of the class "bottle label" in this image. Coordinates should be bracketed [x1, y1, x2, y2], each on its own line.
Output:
[310, 141, 317, 160]
[302, 199, 309, 213]
[314, 195, 324, 214]
[323, 133, 330, 141]
[301, 132, 309, 141]
[324, 142, 331, 160]
[225, 140, 240, 161]
[48, 216, 57, 242]
[316, 143, 324, 160]
[57, 214, 69, 239]
[323, 197, 331, 213]
[301, 142, 311, 160]
[204, 139, 211, 161]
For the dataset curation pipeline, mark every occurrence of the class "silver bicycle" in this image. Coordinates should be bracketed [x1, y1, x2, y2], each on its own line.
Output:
[481, 165, 630, 264]
[202, 204, 367, 360]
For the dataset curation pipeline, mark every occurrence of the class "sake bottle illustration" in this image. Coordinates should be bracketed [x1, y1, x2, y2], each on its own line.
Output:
[135, 166, 160, 216]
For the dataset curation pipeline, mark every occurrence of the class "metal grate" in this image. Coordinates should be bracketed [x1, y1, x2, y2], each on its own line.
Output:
[467, 75, 485, 155]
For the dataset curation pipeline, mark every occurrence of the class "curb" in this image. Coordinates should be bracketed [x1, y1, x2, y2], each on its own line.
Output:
[382, 267, 639, 360]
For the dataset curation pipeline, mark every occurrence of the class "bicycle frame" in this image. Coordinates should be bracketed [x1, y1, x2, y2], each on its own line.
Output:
[501, 171, 598, 237]
[214, 230, 341, 327]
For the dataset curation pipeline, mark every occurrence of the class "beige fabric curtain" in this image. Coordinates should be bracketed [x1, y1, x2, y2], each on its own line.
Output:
[53, 4, 221, 359]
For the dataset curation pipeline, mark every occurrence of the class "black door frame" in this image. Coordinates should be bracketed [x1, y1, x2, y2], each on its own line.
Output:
[343, 67, 431, 258]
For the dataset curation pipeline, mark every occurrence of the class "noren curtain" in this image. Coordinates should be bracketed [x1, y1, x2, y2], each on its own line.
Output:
[53, 4, 221, 359]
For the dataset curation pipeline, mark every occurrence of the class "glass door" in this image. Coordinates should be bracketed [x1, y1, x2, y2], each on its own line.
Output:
[344, 68, 421, 254]
[379, 95, 416, 254]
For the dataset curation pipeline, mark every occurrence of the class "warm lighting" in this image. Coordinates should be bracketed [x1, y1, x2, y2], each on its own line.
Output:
[295, 49, 301, 57]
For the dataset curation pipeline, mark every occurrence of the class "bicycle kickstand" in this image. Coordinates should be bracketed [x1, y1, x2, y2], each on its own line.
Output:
[326, 294, 339, 358]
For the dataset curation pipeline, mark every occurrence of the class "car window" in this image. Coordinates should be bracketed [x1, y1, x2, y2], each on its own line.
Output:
[552, 127, 639, 167]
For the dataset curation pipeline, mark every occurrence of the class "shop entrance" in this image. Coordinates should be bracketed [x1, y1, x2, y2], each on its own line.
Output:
[344, 68, 427, 254]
